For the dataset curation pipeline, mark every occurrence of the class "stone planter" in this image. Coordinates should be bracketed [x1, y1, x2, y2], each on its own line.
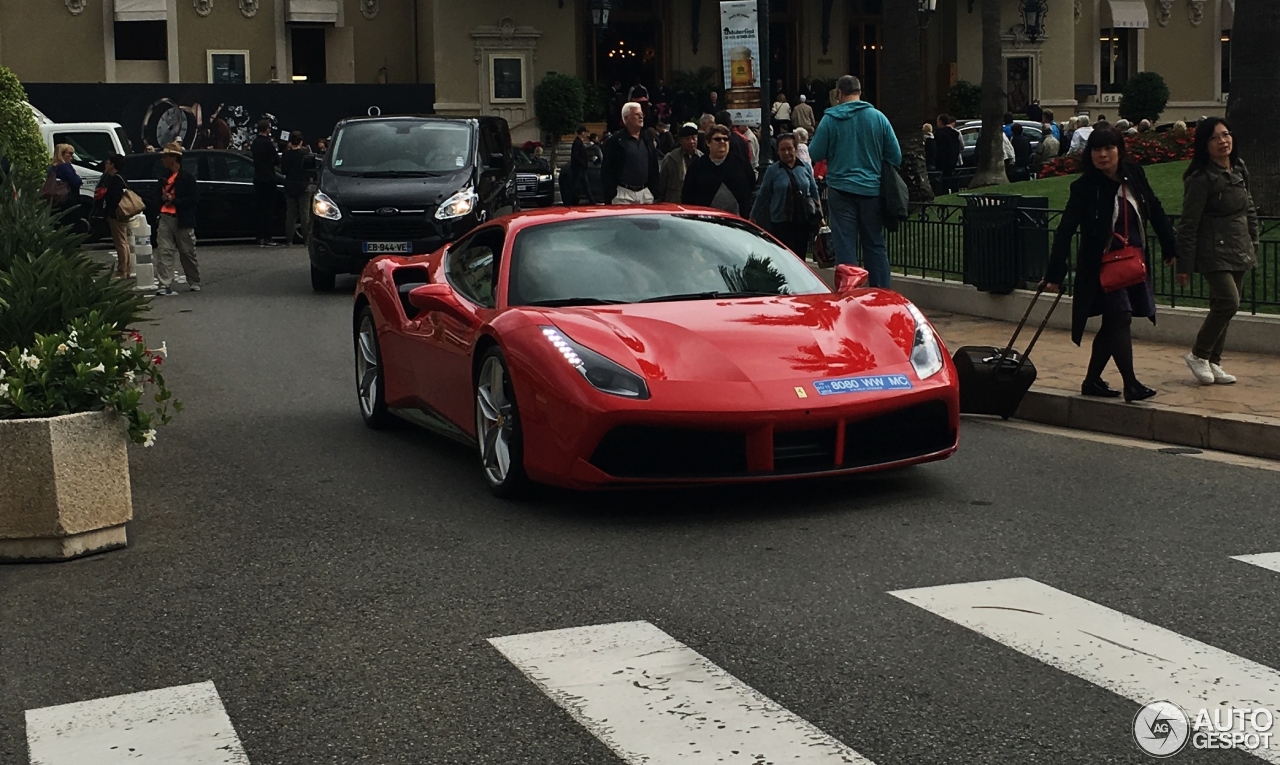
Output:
[0, 410, 133, 562]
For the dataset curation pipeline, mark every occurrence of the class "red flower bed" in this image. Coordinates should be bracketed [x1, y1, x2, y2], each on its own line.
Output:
[1038, 127, 1196, 178]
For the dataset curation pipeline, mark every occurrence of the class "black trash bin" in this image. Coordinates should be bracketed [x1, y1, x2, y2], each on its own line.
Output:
[961, 193, 1021, 294]
[1018, 195, 1051, 284]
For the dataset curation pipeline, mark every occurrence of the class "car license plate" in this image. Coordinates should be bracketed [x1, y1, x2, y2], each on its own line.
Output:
[362, 241, 411, 254]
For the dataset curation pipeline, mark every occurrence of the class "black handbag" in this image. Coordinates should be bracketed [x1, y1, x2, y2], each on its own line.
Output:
[782, 163, 823, 227]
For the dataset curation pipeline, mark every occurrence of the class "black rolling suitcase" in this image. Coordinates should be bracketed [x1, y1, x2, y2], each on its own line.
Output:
[953, 286, 1063, 419]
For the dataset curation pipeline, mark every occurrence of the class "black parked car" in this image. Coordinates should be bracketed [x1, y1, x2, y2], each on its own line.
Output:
[513, 144, 555, 207]
[306, 115, 518, 291]
[119, 150, 286, 241]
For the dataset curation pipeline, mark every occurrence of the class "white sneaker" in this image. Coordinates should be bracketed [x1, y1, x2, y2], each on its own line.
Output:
[177, 274, 187, 284]
[1184, 353, 1215, 385]
[1210, 363, 1236, 384]
[188, 283, 201, 292]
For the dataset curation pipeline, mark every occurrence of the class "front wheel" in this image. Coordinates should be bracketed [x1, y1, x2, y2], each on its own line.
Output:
[475, 348, 530, 498]
[354, 308, 390, 429]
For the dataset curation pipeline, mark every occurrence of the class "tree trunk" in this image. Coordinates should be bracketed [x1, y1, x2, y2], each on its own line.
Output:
[970, 0, 1009, 188]
[1226, 0, 1280, 215]
[879, 0, 934, 203]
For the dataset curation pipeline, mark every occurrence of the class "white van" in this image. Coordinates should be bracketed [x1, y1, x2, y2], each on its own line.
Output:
[28, 102, 132, 199]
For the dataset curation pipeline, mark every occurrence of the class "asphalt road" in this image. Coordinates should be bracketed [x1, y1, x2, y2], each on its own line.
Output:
[3, 245, 1280, 764]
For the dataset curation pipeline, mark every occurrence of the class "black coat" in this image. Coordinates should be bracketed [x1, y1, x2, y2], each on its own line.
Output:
[1044, 162, 1177, 345]
[600, 128, 660, 202]
[680, 155, 754, 217]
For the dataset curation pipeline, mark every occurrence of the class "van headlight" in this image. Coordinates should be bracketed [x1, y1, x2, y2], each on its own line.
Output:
[435, 188, 478, 220]
[313, 191, 341, 221]
[905, 303, 945, 380]
[541, 326, 650, 399]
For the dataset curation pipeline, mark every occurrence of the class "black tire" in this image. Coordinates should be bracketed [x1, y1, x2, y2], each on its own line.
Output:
[354, 307, 391, 429]
[474, 347, 530, 498]
[311, 265, 336, 292]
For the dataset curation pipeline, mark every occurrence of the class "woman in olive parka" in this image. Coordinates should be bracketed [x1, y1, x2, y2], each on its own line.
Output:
[1175, 116, 1259, 386]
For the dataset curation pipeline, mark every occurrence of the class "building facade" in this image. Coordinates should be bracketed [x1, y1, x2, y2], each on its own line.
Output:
[0, 0, 1233, 143]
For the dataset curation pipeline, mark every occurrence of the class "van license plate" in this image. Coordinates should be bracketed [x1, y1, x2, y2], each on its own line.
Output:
[362, 242, 411, 254]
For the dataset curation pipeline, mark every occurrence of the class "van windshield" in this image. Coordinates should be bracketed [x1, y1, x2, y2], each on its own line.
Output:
[329, 120, 472, 176]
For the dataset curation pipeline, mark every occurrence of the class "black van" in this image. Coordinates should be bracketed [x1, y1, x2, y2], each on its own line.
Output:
[307, 115, 517, 291]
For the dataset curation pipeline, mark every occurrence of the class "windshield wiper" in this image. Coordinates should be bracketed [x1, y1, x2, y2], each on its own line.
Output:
[524, 297, 628, 307]
[638, 291, 777, 303]
[356, 170, 442, 178]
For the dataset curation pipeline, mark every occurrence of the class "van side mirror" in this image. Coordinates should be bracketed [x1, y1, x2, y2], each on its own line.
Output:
[835, 264, 870, 292]
[408, 283, 464, 314]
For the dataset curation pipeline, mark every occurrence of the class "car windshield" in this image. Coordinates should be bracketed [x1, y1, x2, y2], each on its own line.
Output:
[508, 214, 829, 306]
[329, 120, 472, 175]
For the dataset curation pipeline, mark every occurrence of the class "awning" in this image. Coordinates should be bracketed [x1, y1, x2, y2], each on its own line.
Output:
[1105, 0, 1150, 29]
[286, 0, 339, 24]
[114, 0, 166, 21]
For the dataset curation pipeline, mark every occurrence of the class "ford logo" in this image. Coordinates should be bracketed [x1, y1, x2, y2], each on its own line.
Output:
[376, 207, 399, 216]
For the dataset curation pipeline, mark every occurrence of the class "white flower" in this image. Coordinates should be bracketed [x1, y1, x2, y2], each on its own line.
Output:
[0, 382, 8, 399]
[55, 343, 69, 355]
[124, 370, 137, 383]
[142, 429, 157, 448]
[149, 341, 169, 358]
[19, 351, 39, 370]
[67, 330, 79, 349]
[90, 363, 106, 373]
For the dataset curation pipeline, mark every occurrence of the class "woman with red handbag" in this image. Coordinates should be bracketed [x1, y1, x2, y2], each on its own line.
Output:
[1042, 128, 1178, 402]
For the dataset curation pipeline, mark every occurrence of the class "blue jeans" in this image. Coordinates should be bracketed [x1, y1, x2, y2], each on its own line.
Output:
[827, 188, 890, 288]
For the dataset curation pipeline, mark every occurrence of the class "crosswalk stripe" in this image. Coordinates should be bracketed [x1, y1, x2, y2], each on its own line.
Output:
[890, 577, 1280, 763]
[489, 620, 877, 764]
[1233, 553, 1280, 575]
[25, 680, 248, 765]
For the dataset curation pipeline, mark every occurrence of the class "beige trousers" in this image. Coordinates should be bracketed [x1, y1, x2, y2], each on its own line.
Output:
[108, 217, 131, 278]
[156, 214, 199, 288]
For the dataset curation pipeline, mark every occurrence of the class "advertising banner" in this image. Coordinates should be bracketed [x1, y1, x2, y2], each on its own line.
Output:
[719, 1, 761, 127]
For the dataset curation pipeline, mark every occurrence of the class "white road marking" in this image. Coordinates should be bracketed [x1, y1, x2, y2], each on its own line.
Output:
[25, 681, 248, 765]
[981, 418, 1280, 473]
[891, 577, 1280, 762]
[488, 620, 877, 764]
[1233, 553, 1280, 575]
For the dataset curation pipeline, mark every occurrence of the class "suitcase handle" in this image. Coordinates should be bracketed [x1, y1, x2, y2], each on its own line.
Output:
[1016, 290, 1064, 373]
[998, 286, 1063, 375]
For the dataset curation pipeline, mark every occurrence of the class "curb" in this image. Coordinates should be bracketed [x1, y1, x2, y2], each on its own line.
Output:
[1005, 387, 1280, 461]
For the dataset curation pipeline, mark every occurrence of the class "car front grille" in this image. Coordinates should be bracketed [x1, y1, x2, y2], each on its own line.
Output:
[587, 401, 954, 480]
[515, 173, 539, 194]
[343, 212, 437, 241]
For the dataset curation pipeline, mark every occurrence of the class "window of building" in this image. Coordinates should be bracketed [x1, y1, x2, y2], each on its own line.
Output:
[1221, 28, 1232, 96]
[115, 21, 167, 61]
[208, 51, 249, 84]
[1100, 28, 1137, 94]
[291, 27, 327, 83]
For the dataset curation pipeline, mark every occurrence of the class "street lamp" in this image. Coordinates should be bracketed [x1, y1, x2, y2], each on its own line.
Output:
[918, 0, 937, 30]
[590, 0, 612, 30]
[1021, 0, 1048, 41]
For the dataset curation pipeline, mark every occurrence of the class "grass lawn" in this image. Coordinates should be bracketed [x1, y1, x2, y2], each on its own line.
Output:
[935, 161, 1190, 214]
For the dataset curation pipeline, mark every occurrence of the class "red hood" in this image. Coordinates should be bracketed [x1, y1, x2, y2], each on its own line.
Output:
[533, 292, 919, 383]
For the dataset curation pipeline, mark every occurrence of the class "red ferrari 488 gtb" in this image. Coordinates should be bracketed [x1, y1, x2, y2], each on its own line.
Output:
[352, 205, 959, 497]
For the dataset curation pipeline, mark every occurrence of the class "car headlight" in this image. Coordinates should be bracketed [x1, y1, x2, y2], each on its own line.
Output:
[313, 191, 341, 221]
[435, 188, 478, 220]
[537, 173, 552, 182]
[905, 303, 945, 380]
[541, 326, 650, 400]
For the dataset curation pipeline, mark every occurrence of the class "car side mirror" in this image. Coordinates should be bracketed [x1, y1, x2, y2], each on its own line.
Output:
[408, 283, 463, 314]
[835, 264, 870, 292]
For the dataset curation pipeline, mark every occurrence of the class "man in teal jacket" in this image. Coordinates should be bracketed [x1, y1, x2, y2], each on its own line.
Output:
[809, 75, 902, 288]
